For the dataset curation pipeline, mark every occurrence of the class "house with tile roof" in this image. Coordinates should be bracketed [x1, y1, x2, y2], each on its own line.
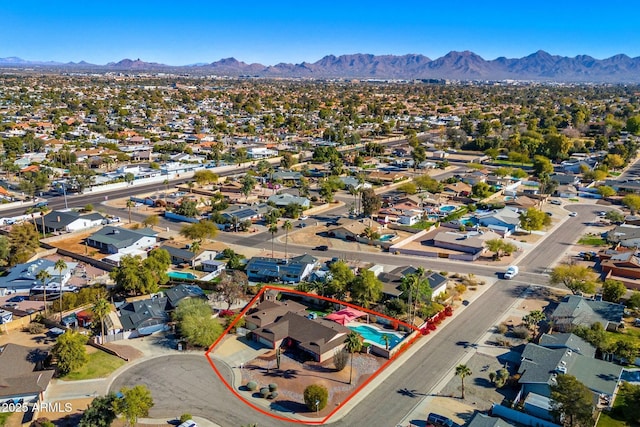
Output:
[550, 295, 625, 332]
[86, 226, 157, 254]
[245, 299, 308, 330]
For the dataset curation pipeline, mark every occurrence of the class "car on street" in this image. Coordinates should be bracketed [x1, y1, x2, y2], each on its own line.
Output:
[550, 199, 562, 205]
[178, 420, 197, 427]
[569, 211, 578, 217]
[299, 215, 309, 220]
[34, 201, 49, 208]
[314, 245, 329, 251]
[2, 303, 18, 309]
[504, 265, 519, 280]
[598, 211, 607, 217]
[297, 222, 307, 228]
[7, 295, 26, 303]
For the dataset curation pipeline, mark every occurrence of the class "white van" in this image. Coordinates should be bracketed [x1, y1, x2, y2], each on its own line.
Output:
[504, 266, 519, 280]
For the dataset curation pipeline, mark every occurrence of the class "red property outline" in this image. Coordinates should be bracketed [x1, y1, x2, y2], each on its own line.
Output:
[205, 285, 421, 425]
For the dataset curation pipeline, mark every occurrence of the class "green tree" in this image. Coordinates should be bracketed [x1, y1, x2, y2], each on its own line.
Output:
[0, 235, 10, 267]
[141, 248, 171, 287]
[604, 153, 625, 170]
[550, 263, 598, 295]
[413, 174, 442, 193]
[113, 385, 154, 427]
[519, 208, 551, 233]
[601, 279, 627, 303]
[179, 220, 218, 242]
[268, 223, 278, 258]
[455, 364, 472, 399]
[282, 220, 292, 259]
[613, 340, 637, 363]
[174, 199, 198, 217]
[550, 374, 595, 427]
[623, 194, 640, 214]
[532, 155, 554, 177]
[79, 393, 117, 427]
[361, 188, 381, 217]
[597, 185, 616, 198]
[241, 174, 256, 200]
[142, 214, 159, 230]
[54, 259, 68, 321]
[627, 115, 640, 135]
[628, 291, 640, 309]
[51, 330, 88, 376]
[7, 222, 40, 266]
[397, 182, 417, 195]
[109, 254, 161, 295]
[327, 260, 355, 299]
[193, 170, 218, 187]
[125, 199, 134, 224]
[303, 384, 328, 412]
[522, 310, 546, 336]
[350, 270, 382, 308]
[36, 269, 51, 315]
[485, 238, 517, 260]
[472, 182, 493, 199]
[91, 297, 111, 343]
[174, 298, 223, 348]
[344, 331, 363, 384]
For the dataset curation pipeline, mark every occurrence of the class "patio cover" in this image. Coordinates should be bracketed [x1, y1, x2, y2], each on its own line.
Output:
[326, 307, 367, 325]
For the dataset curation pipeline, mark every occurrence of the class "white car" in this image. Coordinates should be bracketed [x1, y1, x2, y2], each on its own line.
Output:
[504, 266, 519, 280]
[569, 212, 578, 217]
[299, 215, 309, 220]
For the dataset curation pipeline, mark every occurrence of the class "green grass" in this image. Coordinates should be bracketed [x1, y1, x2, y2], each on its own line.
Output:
[578, 235, 608, 246]
[569, 198, 580, 202]
[597, 412, 628, 427]
[0, 412, 10, 427]
[610, 171, 622, 176]
[410, 220, 436, 230]
[604, 325, 640, 348]
[597, 382, 640, 427]
[493, 160, 534, 167]
[64, 349, 126, 380]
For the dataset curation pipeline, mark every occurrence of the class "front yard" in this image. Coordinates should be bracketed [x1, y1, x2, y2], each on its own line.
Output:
[63, 346, 126, 380]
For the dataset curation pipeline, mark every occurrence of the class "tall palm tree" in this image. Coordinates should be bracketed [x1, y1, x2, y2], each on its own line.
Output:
[282, 220, 292, 259]
[163, 179, 169, 204]
[348, 186, 359, 216]
[35, 270, 51, 316]
[125, 199, 134, 224]
[39, 206, 50, 238]
[344, 331, 363, 384]
[381, 334, 391, 351]
[268, 223, 278, 258]
[54, 259, 67, 321]
[190, 241, 201, 266]
[455, 364, 472, 399]
[91, 297, 110, 344]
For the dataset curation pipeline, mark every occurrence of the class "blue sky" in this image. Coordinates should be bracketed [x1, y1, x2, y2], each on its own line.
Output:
[2, 0, 639, 65]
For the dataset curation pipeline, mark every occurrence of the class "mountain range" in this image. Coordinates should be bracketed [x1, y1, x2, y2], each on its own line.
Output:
[1, 51, 639, 83]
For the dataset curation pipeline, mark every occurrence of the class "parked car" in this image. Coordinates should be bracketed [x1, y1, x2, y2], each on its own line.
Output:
[504, 266, 519, 280]
[299, 215, 309, 220]
[34, 201, 49, 208]
[598, 211, 607, 217]
[7, 295, 26, 303]
[298, 222, 307, 228]
[550, 199, 562, 205]
[314, 245, 329, 251]
[427, 413, 454, 427]
[177, 421, 197, 427]
[569, 211, 578, 217]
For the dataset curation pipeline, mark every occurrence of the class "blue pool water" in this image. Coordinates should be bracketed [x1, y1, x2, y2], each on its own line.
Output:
[349, 325, 403, 349]
[460, 217, 478, 227]
[168, 271, 197, 280]
[379, 234, 396, 242]
[439, 205, 457, 213]
[621, 369, 640, 383]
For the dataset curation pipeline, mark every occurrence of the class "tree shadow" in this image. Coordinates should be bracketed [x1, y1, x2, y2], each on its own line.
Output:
[397, 388, 425, 398]
[26, 348, 48, 365]
[473, 377, 494, 388]
[271, 400, 310, 414]
[264, 368, 299, 379]
[455, 340, 478, 350]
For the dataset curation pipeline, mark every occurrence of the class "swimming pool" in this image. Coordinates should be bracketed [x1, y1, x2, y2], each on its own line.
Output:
[168, 271, 198, 280]
[378, 234, 396, 242]
[460, 217, 478, 227]
[348, 324, 403, 349]
[439, 205, 457, 213]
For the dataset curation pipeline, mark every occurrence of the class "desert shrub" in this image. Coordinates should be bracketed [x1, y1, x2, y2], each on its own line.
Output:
[269, 383, 278, 392]
[269, 391, 278, 399]
[494, 368, 509, 388]
[30, 418, 55, 427]
[260, 387, 270, 398]
[419, 302, 444, 319]
[455, 284, 467, 294]
[247, 381, 258, 391]
[27, 322, 45, 334]
[496, 323, 508, 334]
[512, 326, 530, 339]
[179, 414, 192, 423]
[495, 337, 512, 347]
[369, 314, 377, 323]
[385, 298, 407, 316]
[439, 271, 448, 277]
[303, 384, 328, 411]
[333, 349, 348, 371]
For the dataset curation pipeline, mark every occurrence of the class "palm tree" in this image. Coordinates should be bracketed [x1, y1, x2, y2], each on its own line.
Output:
[125, 199, 134, 224]
[39, 205, 50, 238]
[344, 331, 363, 384]
[348, 186, 359, 216]
[381, 334, 391, 351]
[282, 220, 292, 259]
[163, 179, 169, 203]
[190, 241, 201, 266]
[91, 297, 110, 344]
[455, 364, 472, 399]
[268, 223, 278, 258]
[35, 270, 51, 315]
[54, 259, 67, 321]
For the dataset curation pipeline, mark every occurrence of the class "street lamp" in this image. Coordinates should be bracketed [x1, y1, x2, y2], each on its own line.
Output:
[315, 400, 320, 416]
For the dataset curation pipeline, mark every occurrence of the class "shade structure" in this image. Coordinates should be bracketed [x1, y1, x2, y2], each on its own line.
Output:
[326, 307, 367, 325]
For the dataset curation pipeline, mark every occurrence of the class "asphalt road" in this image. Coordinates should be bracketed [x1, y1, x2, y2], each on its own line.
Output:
[110, 280, 528, 427]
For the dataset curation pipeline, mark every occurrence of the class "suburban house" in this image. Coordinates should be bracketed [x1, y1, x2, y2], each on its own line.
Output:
[432, 231, 491, 259]
[550, 295, 625, 332]
[201, 260, 227, 276]
[247, 147, 278, 159]
[328, 218, 382, 241]
[0, 309, 12, 324]
[459, 171, 487, 186]
[517, 334, 622, 418]
[164, 284, 206, 309]
[366, 171, 406, 184]
[39, 210, 105, 234]
[600, 251, 640, 289]
[270, 170, 303, 185]
[604, 178, 640, 194]
[245, 299, 307, 330]
[245, 254, 318, 283]
[339, 176, 372, 191]
[248, 301, 351, 362]
[442, 181, 472, 197]
[375, 266, 448, 300]
[0, 343, 55, 406]
[160, 242, 219, 268]
[605, 224, 640, 248]
[0, 259, 74, 292]
[86, 226, 158, 254]
[467, 413, 517, 427]
[476, 207, 521, 235]
[266, 193, 311, 209]
[117, 296, 170, 337]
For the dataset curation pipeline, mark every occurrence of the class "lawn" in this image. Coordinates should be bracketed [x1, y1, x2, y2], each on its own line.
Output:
[410, 220, 436, 230]
[578, 235, 608, 246]
[493, 160, 534, 167]
[597, 412, 628, 427]
[64, 349, 126, 380]
[0, 412, 10, 427]
[597, 382, 640, 427]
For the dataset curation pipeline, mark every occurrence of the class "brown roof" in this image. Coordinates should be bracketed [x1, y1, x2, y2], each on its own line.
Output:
[0, 344, 54, 399]
[254, 312, 350, 356]
[246, 300, 307, 328]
